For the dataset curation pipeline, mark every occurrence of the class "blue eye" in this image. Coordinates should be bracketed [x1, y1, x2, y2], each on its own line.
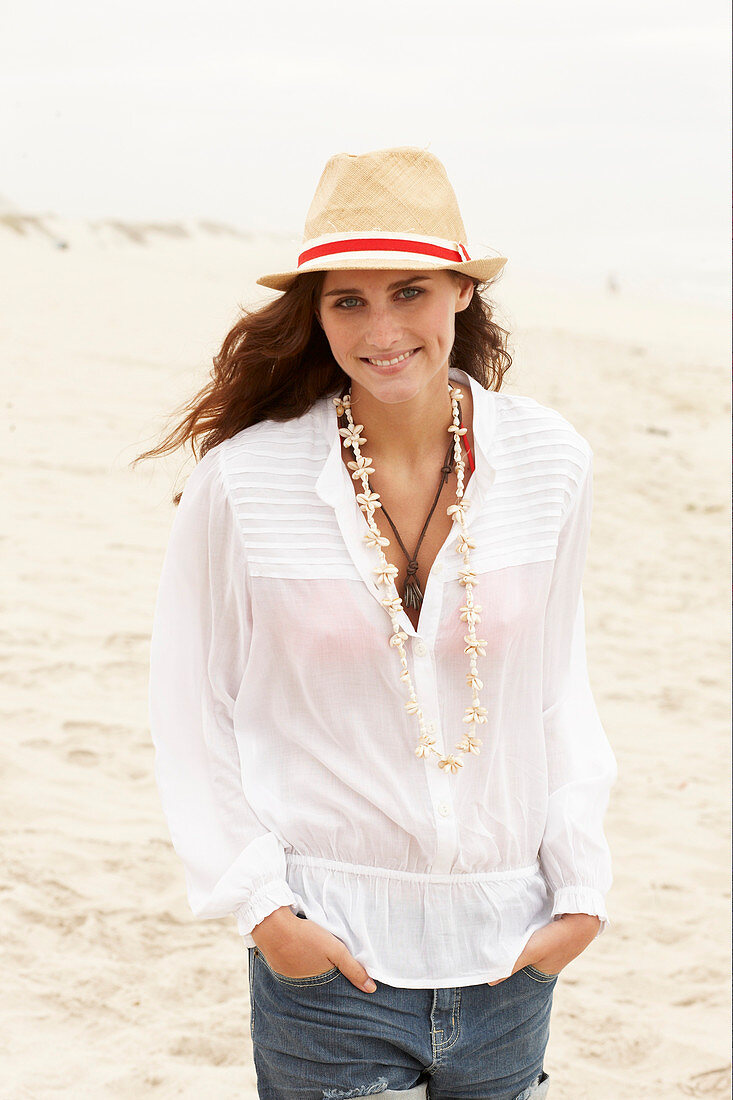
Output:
[333, 286, 423, 310]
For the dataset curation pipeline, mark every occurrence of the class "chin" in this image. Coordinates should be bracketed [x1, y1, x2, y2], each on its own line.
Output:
[348, 361, 448, 406]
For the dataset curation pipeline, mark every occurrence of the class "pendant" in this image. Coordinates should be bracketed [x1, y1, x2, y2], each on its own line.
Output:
[403, 576, 424, 610]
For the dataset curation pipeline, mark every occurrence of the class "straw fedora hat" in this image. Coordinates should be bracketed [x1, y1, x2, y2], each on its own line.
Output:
[256, 146, 508, 291]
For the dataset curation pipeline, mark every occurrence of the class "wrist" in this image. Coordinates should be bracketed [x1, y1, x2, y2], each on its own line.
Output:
[557, 913, 601, 928]
[251, 905, 298, 948]
[556, 912, 601, 950]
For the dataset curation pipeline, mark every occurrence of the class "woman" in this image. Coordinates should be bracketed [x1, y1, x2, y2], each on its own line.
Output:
[142, 147, 617, 1100]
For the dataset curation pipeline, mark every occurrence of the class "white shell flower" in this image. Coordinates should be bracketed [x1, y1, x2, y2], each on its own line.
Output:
[459, 603, 482, 622]
[374, 562, 399, 586]
[463, 637, 487, 657]
[447, 500, 469, 518]
[438, 754, 463, 773]
[415, 735, 436, 759]
[466, 671, 484, 690]
[381, 595, 403, 614]
[463, 704, 488, 725]
[339, 424, 367, 448]
[348, 455, 376, 479]
[356, 488, 382, 510]
[390, 630, 409, 648]
[447, 424, 468, 437]
[456, 535, 476, 554]
[332, 394, 352, 416]
[457, 735, 483, 755]
[364, 530, 390, 549]
[458, 569, 478, 587]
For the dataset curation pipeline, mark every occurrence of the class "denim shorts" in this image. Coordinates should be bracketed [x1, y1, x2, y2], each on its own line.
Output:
[247, 942, 556, 1100]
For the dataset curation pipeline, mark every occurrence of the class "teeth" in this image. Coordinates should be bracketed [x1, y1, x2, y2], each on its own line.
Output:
[365, 349, 416, 367]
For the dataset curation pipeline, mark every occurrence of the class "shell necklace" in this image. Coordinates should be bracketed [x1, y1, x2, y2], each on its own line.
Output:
[333, 382, 487, 773]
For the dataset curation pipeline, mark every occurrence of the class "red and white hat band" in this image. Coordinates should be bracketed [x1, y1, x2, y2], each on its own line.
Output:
[297, 230, 472, 271]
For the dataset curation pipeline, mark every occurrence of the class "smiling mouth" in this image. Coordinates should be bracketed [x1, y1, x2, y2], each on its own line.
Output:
[361, 348, 420, 367]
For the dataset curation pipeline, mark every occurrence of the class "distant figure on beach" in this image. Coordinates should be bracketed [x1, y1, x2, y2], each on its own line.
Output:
[140, 146, 617, 1099]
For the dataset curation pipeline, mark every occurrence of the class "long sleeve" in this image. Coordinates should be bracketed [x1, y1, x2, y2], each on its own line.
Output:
[149, 444, 297, 946]
[539, 447, 617, 932]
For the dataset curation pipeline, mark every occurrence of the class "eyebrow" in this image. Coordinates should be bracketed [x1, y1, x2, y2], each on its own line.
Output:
[322, 274, 433, 298]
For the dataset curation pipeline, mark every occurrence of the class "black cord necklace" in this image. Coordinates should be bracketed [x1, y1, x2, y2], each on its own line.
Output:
[338, 399, 462, 610]
[375, 437, 455, 609]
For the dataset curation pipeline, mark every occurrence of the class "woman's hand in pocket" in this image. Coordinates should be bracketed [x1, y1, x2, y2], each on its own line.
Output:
[488, 913, 601, 986]
[251, 906, 378, 992]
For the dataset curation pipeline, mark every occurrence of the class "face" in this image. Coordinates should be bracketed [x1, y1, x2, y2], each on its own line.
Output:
[316, 269, 474, 406]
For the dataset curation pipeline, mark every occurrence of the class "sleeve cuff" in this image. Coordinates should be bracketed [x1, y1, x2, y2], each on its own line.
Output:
[234, 878, 298, 946]
[550, 885, 610, 938]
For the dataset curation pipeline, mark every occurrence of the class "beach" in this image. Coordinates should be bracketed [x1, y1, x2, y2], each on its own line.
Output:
[1, 216, 730, 1098]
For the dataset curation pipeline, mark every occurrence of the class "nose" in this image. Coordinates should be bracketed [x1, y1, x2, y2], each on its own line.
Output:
[363, 304, 404, 352]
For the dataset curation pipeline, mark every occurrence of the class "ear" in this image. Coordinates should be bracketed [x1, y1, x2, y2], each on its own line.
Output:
[454, 274, 475, 313]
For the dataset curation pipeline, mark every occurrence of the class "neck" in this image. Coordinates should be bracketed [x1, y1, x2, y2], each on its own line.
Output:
[347, 372, 458, 466]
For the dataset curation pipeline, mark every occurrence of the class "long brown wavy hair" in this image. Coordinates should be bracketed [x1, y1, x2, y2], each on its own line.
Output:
[132, 270, 512, 504]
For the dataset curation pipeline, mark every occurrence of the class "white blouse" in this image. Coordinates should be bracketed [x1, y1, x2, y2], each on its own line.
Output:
[149, 367, 617, 988]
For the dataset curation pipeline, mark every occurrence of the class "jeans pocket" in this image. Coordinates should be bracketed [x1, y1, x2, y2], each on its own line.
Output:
[521, 963, 559, 983]
[253, 946, 341, 987]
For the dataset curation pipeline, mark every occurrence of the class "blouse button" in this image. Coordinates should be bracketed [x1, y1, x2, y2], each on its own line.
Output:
[414, 641, 427, 657]
[437, 802, 451, 818]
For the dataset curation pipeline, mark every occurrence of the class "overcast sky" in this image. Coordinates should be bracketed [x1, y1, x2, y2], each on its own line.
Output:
[1, 0, 729, 301]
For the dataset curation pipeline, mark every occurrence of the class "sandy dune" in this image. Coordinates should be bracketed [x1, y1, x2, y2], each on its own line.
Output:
[1, 219, 730, 1098]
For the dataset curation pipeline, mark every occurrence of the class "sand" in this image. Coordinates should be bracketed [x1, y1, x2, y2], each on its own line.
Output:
[1, 215, 730, 1098]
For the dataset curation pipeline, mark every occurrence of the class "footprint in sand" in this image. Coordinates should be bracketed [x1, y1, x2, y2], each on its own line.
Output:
[680, 1065, 731, 1096]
